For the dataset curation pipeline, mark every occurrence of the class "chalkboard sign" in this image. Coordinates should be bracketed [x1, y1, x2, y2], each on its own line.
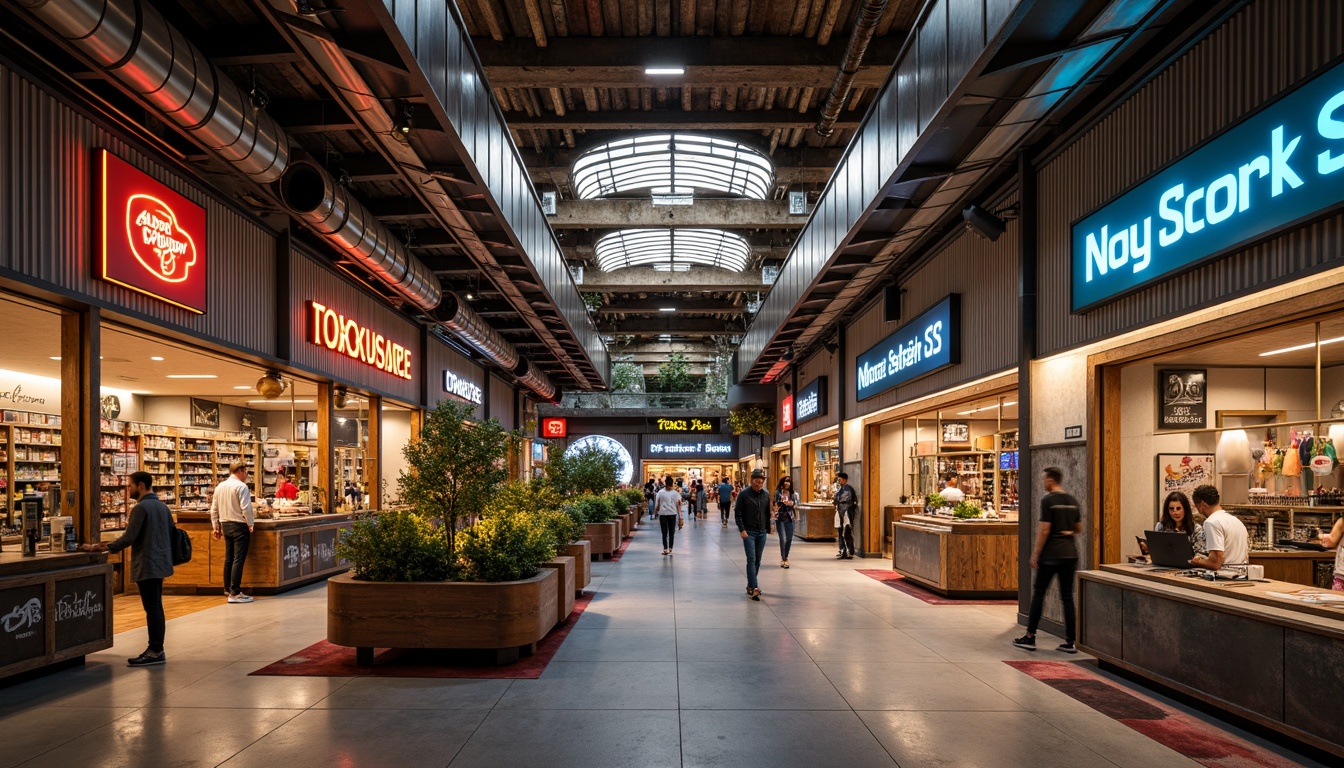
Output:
[0, 585, 45, 668]
[314, 528, 337, 572]
[1159, 370, 1206, 429]
[54, 575, 106, 652]
[301, 533, 314, 576]
[282, 533, 303, 582]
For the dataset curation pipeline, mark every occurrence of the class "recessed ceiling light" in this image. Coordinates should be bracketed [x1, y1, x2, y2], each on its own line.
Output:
[1260, 336, 1344, 356]
[49, 356, 60, 361]
[247, 398, 313, 404]
[645, 66, 685, 75]
[166, 374, 218, 379]
[659, 307, 676, 312]
[233, 385, 253, 390]
[150, 356, 164, 361]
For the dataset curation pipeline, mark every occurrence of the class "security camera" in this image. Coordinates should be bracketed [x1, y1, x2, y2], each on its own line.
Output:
[962, 204, 1006, 242]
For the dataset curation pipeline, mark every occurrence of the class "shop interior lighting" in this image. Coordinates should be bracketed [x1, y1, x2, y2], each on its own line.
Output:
[166, 374, 217, 379]
[1259, 335, 1344, 356]
[956, 401, 1017, 416]
[150, 356, 164, 361]
[644, 66, 685, 75]
[594, 228, 751, 272]
[571, 133, 773, 200]
[659, 307, 676, 312]
[248, 399, 313, 404]
[233, 385, 253, 390]
[49, 356, 60, 360]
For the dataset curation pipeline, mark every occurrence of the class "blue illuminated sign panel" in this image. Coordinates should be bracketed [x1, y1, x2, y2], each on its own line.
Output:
[1072, 60, 1344, 312]
[794, 376, 827, 423]
[855, 295, 959, 401]
[644, 435, 736, 459]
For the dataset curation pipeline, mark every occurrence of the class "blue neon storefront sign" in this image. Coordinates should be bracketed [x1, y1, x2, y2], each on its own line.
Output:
[1072, 59, 1344, 312]
[794, 376, 827, 423]
[855, 295, 959, 401]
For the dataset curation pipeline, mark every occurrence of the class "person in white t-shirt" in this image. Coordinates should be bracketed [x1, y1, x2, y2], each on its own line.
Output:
[940, 474, 966, 504]
[1188, 485, 1248, 570]
[654, 476, 684, 556]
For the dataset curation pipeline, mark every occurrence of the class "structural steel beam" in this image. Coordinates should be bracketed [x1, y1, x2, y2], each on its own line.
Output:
[525, 146, 844, 187]
[569, 243, 793, 262]
[595, 298, 748, 314]
[551, 199, 802, 229]
[579, 267, 771, 292]
[506, 110, 860, 132]
[598, 319, 744, 335]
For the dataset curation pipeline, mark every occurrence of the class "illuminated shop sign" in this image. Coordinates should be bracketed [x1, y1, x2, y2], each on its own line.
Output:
[855, 295, 959, 401]
[795, 376, 827, 423]
[442, 370, 483, 404]
[98, 149, 207, 314]
[780, 395, 795, 432]
[653, 417, 718, 433]
[645, 436, 736, 459]
[306, 301, 412, 379]
[541, 417, 567, 438]
[1073, 59, 1344, 311]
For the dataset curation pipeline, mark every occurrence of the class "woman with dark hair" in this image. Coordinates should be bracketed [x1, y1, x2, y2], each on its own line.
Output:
[654, 475, 685, 555]
[696, 480, 708, 520]
[774, 476, 799, 568]
[1155, 491, 1204, 551]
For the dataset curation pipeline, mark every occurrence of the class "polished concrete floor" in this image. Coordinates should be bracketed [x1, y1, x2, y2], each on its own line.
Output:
[0, 519, 1322, 767]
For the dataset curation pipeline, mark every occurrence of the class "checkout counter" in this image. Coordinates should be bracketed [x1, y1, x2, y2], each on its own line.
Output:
[891, 513, 1018, 598]
[1080, 563, 1344, 759]
[166, 508, 355, 595]
[0, 551, 113, 682]
[795, 502, 838, 541]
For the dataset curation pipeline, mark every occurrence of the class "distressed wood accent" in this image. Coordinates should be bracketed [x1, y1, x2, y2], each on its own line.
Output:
[891, 516, 1018, 597]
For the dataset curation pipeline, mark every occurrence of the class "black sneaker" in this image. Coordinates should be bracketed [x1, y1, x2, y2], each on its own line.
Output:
[128, 650, 166, 666]
[1057, 643, 1078, 654]
[1012, 635, 1037, 651]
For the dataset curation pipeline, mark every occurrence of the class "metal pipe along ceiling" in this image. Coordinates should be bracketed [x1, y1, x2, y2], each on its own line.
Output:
[435, 293, 522, 373]
[513, 360, 558, 403]
[17, 0, 443, 313]
[815, 0, 889, 138]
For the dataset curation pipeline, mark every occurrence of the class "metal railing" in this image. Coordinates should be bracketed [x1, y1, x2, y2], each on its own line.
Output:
[559, 392, 725, 409]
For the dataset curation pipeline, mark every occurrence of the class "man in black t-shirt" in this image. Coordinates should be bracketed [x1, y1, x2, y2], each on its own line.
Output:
[1014, 466, 1083, 653]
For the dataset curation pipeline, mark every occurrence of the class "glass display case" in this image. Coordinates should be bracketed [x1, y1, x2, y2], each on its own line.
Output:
[810, 439, 839, 502]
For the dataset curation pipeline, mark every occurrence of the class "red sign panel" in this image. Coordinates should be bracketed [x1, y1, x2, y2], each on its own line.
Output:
[98, 149, 207, 314]
[541, 418, 568, 438]
[780, 395, 795, 432]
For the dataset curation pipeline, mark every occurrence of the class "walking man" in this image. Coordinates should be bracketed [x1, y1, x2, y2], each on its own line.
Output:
[82, 471, 173, 666]
[735, 468, 772, 600]
[717, 477, 734, 528]
[211, 460, 255, 603]
[1015, 466, 1082, 653]
[833, 472, 857, 559]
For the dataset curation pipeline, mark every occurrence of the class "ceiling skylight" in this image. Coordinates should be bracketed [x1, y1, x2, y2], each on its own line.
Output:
[572, 134, 774, 200]
[594, 229, 751, 272]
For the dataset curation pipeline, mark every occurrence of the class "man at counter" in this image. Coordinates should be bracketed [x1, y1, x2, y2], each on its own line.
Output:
[940, 474, 966, 505]
[1188, 485, 1249, 571]
[211, 461, 255, 604]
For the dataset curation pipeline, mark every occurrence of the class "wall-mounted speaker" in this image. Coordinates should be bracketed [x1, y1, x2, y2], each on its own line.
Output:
[883, 285, 901, 323]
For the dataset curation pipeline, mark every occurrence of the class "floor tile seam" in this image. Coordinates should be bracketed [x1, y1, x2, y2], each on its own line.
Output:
[441, 693, 508, 768]
[8, 704, 146, 768]
[190, 706, 310, 768]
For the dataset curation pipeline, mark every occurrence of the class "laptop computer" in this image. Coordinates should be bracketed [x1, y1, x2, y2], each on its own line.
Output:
[1145, 530, 1195, 568]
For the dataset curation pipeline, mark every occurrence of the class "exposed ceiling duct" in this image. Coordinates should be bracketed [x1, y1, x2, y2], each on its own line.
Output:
[15, 0, 443, 313]
[512, 360, 558, 403]
[434, 293, 522, 374]
[815, 0, 890, 138]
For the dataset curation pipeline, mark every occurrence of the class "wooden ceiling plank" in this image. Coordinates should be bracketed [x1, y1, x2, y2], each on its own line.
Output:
[524, 0, 549, 46]
[817, 0, 843, 46]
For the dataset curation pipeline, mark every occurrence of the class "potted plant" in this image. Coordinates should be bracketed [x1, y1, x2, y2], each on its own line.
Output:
[610, 361, 645, 408]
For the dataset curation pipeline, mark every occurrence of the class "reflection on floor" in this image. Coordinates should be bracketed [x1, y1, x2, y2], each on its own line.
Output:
[1, 521, 1326, 768]
[111, 594, 225, 634]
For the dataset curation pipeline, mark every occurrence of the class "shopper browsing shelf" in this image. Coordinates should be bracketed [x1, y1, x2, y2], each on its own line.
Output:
[1188, 485, 1248, 570]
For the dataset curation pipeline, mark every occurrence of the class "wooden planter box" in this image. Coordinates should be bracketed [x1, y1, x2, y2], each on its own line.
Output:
[584, 521, 618, 557]
[538, 555, 577, 626]
[565, 541, 591, 592]
[327, 569, 558, 666]
[616, 513, 630, 540]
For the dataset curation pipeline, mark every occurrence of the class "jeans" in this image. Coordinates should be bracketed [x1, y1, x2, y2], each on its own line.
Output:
[138, 577, 165, 653]
[776, 519, 795, 560]
[1027, 559, 1078, 643]
[719, 503, 730, 524]
[648, 498, 656, 518]
[742, 531, 767, 589]
[659, 515, 678, 550]
[222, 521, 252, 595]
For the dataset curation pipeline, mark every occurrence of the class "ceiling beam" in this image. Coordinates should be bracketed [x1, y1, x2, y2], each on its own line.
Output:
[266, 99, 358, 133]
[473, 36, 900, 90]
[550, 199, 802, 229]
[597, 318, 744, 336]
[579, 267, 771, 292]
[505, 110, 860, 132]
[525, 146, 844, 187]
[568, 243, 792, 262]
[595, 298, 748, 315]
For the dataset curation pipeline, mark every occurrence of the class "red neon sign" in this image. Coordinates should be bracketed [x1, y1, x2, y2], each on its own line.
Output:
[98, 149, 207, 313]
[541, 418, 567, 438]
[307, 300, 413, 379]
[780, 395, 795, 432]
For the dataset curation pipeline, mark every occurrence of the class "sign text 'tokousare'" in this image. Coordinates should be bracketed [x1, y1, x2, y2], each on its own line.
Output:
[306, 301, 412, 379]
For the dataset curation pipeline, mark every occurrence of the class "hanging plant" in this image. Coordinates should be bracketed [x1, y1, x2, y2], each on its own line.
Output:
[729, 405, 775, 436]
[581, 292, 603, 312]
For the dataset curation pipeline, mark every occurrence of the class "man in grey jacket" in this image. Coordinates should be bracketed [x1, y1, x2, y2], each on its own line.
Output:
[83, 471, 174, 666]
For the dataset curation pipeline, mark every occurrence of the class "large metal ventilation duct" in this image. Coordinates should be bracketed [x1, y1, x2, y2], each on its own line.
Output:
[17, 0, 443, 313]
[280, 162, 442, 310]
[815, 0, 889, 138]
[434, 293, 556, 402]
[17, 0, 288, 182]
[513, 360, 558, 403]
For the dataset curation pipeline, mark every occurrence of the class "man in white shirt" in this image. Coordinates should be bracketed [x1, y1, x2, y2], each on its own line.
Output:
[940, 474, 966, 504]
[1189, 484, 1248, 570]
[211, 461, 255, 603]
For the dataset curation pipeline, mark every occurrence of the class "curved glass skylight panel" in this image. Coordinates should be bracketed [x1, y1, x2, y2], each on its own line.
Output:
[572, 134, 774, 200]
[594, 229, 751, 272]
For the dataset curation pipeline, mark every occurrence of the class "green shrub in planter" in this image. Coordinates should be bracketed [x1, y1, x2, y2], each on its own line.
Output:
[336, 510, 453, 582]
[598, 494, 625, 520]
[456, 509, 557, 582]
[620, 488, 644, 507]
[483, 480, 583, 548]
[563, 495, 608, 524]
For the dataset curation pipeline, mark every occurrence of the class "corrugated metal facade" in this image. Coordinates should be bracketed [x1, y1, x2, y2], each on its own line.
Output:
[1036, 0, 1344, 355]
[288, 249, 422, 404]
[489, 373, 516, 429]
[845, 191, 1021, 417]
[0, 65, 277, 356]
[425, 336, 485, 415]
[793, 348, 841, 435]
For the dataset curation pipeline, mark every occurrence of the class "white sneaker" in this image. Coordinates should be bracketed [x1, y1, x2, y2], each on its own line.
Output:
[228, 594, 255, 603]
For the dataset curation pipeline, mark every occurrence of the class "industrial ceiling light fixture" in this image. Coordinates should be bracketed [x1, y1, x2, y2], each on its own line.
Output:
[392, 101, 414, 137]
[256, 372, 287, 399]
[334, 385, 349, 409]
[644, 66, 686, 75]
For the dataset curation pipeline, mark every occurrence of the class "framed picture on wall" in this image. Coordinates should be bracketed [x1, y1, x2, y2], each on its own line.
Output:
[190, 398, 220, 428]
[941, 421, 971, 446]
[1155, 453, 1214, 521]
[1158, 369, 1207, 429]
[296, 420, 319, 441]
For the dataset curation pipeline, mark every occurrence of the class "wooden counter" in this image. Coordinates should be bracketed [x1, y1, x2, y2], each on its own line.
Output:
[1248, 549, 1336, 588]
[796, 503, 837, 541]
[1080, 564, 1344, 758]
[891, 515, 1018, 597]
[166, 512, 355, 595]
[882, 505, 923, 558]
[1, 552, 113, 681]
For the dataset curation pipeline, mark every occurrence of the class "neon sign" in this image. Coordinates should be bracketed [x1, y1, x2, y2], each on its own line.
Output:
[541, 417, 567, 438]
[98, 149, 207, 313]
[306, 301, 413, 379]
[443, 370, 483, 404]
[1072, 59, 1344, 311]
[654, 417, 718, 433]
[794, 376, 827, 423]
[780, 395, 795, 432]
[855, 295, 960, 401]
